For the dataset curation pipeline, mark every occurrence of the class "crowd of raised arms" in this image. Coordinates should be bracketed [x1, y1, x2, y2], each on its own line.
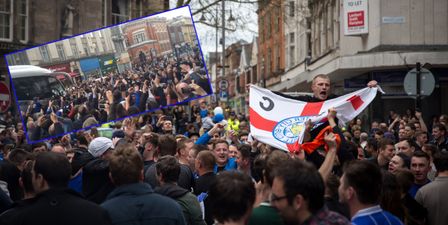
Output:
[21, 46, 211, 141]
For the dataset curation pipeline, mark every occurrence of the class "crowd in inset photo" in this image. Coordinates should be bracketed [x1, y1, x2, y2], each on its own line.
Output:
[21, 47, 211, 141]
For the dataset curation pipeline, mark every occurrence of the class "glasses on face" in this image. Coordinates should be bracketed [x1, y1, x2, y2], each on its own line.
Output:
[270, 193, 288, 203]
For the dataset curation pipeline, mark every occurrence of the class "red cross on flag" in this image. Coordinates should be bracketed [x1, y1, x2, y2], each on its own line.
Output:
[249, 85, 380, 152]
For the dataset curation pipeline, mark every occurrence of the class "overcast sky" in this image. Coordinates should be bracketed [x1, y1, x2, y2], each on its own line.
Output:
[168, 1, 258, 58]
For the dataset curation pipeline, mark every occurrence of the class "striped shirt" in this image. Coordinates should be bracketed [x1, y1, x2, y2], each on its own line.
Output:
[352, 205, 403, 225]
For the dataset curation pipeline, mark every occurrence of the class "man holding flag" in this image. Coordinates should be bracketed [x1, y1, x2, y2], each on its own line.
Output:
[274, 74, 377, 102]
[248, 74, 380, 169]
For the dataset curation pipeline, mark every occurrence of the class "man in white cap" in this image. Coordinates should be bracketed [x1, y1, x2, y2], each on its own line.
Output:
[88, 137, 114, 159]
[83, 137, 115, 203]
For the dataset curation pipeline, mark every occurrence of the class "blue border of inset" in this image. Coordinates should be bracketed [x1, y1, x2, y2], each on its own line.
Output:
[4, 5, 213, 144]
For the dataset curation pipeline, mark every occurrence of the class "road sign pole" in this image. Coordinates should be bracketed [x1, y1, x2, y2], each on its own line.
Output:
[416, 62, 421, 110]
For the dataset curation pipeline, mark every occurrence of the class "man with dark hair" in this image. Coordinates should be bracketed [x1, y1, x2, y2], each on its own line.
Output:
[365, 138, 378, 159]
[0, 148, 32, 201]
[141, 132, 159, 172]
[248, 151, 285, 225]
[415, 131, 428, 148]
[161, 119, 174, 135]
[409, 151, 431, 198]
[76, 133, 89, 151]
[271, 159, 349, 225]
[0, 159, 33, 214]
[155, 155, 206, 225]
[208, 171, 255, 225]
[144, 134, 194, 190]
[179, 61, 210, 94]
[430, 124, 447, 152]
[236, 144, 252, 177]
[31, 142, 47, 153]
[404, 123, 416, 139]
[338, 160, 403, 225]
[397, 139, 417, 157]
[238, 131, 249, 143]
[177, 138, 194, 166]
[194, 151, 216, 225]
[416, 151, 448, 225]
[101, 143, 186, 225]
[369, 138, 395, 170]
[0, 152, 112, 225]
[187, 144, 208, 171]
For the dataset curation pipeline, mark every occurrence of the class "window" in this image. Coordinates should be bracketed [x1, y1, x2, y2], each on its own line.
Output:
[333, 1, 340, 47]
[267, 48, 271, 75]
[56, 44, 66, 61]
[275, 7, 280, 32]
[266, 12, 271, 39]
[70, 39, 79, 58]
[6, 51, 29, 65]
[18, 0, 28, 42]
[137, 0, 143, 17]
[13, 76, 66, 101]
[133, 32, 146, 44]
[0, 0, 12, 41]
[289, 1, 295, 17]
[235, 77, 240, 93]
[39, 46, 50, 62]
[275, 46, 280, 71]
[81, 37, 89, 56]
[102, 0, 107, 26]
[290, 32, 295, 44]
[252, 67, 257, 84]
[277, 13, 281, 32]
[289, 46, 295, 67]
[327, 5, 333, 50]
[260, 17, 264, 43]
[101, 38, 107, 52]
[112, 0, 129, 24]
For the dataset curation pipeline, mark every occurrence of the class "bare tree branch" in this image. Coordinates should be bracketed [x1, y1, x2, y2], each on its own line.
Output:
[195, 20, 237, 32]
[184, 0, 260, 16]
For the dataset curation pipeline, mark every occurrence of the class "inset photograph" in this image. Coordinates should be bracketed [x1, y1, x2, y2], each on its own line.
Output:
[5, 6, 212, 143]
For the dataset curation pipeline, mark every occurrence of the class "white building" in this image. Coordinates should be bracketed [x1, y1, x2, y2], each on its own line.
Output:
[280, 0, 448, 119]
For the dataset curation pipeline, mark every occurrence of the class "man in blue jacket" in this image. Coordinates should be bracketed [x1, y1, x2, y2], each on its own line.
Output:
[213, 139, 237, 173]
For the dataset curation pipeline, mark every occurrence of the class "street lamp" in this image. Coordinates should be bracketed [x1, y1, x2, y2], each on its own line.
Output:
[228, 10, 236, 22]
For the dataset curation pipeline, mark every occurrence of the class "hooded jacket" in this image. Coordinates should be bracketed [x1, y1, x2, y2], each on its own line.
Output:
[102, 182, 186, 225]
[155, 184, 206, 225]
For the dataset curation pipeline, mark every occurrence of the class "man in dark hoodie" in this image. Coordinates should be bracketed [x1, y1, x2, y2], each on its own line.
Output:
[155, 155, 206, 225]
[102, 144, 185, 225]
[82, 137, 115, 204]
[144, 135, 194, 190]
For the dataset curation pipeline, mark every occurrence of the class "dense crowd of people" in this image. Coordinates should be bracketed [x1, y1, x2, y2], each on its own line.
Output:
[0, 74, 447, 225]
[21, 47, 211, 141]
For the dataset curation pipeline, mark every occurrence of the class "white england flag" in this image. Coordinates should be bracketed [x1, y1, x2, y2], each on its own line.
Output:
[249, 85, 380, 152]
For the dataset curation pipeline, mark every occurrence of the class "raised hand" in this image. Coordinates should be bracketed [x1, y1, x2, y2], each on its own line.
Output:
[324, 132, 337, 150]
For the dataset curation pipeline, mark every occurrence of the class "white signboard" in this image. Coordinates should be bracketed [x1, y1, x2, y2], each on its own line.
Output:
[343, 0, 368, 35]
[382, 17, 405, 24]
